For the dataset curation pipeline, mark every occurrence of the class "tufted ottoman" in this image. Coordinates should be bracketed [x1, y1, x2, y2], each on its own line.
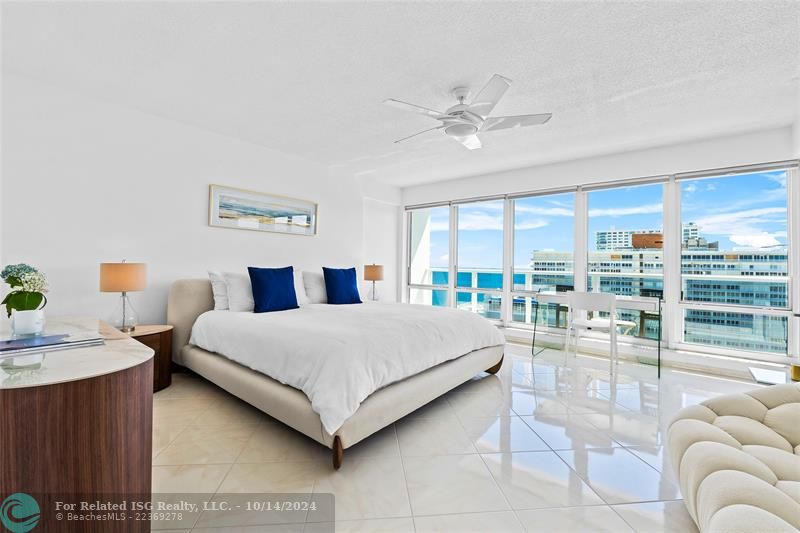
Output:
[667, 382, 800, 533]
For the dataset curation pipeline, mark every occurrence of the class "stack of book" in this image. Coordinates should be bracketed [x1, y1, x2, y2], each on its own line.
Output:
[0, 326, 104, 359]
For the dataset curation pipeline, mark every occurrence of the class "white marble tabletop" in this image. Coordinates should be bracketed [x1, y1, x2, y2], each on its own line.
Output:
[0, 317, 154, 389]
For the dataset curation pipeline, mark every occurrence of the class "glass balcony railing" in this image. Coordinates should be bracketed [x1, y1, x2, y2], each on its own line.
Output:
[683, 309, 788, 355]
[456, 292, 502, 320]
[412, 268, 790, 354]
[681, 275, 789, 308]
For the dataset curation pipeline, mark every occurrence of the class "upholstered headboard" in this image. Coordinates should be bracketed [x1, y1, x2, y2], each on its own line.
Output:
[167, 279, 214, 364]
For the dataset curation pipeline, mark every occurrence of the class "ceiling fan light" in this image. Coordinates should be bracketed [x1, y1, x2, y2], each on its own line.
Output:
[445, 123, 478, 137]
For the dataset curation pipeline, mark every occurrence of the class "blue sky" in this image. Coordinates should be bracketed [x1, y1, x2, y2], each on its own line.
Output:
[425, 170, 788, 270]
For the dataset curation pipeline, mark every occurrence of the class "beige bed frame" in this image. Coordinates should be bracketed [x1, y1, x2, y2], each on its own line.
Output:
[167, 279, 504, 469]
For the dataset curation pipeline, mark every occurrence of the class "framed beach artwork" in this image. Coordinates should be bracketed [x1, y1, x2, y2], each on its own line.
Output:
[208, 184, 318, 236]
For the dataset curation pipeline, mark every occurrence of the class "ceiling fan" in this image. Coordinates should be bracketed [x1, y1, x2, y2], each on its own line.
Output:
[384, 74, 552, 150]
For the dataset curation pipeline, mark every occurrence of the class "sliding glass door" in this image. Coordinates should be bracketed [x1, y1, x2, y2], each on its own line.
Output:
[407, 206, 449, 306]
[456, 200, 504, 320]
[678, 169, 790, 354]
[586, 182, 664, 340]
[510, 191, 575, 329]
[405, 161, 797, 361]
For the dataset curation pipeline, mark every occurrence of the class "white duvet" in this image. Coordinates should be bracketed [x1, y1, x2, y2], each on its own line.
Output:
[189, 302, 505, 434]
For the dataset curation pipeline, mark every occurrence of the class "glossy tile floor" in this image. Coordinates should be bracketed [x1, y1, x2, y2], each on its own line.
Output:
[152, 343, 763, 532]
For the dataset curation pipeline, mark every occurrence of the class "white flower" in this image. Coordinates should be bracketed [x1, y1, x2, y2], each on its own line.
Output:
[19, 271, 48, 293]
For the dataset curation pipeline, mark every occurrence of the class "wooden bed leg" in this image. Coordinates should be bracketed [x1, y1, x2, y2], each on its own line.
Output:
[332, 435, 344, 470]
[485, 355, 504, 375]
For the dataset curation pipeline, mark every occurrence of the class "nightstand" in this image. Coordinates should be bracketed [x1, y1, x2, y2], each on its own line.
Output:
[129, 325, 173, 392]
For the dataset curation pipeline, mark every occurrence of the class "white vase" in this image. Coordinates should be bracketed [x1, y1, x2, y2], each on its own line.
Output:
[11, 309, 45, 336]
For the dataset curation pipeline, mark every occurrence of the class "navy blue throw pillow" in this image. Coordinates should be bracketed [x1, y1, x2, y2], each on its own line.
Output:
[322, 267, 362, 305]
[248, 266, 299, 313]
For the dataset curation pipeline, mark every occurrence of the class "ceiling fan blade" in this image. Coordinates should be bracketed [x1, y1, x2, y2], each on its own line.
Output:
[452, 134, 482, 150]
[394, 125, 445, 144]
[481, 113, 552, 132]
[468, 74, 512, 118]
[384, 98, 444, 119]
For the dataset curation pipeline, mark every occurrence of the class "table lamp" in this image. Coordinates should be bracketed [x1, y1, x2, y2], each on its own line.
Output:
[100, 261, 146, 332]
[364, 264, 384, 301]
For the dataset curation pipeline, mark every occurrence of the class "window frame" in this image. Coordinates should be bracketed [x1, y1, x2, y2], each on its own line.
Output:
[452, 199, 504, 324]
[403, 160, 799, 362]
[673, 166, 796, 357]
[405, 202, 452, 306]
[508, 190, 578, 331]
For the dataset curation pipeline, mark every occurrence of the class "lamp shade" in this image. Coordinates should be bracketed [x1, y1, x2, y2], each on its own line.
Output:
[100, 262, 147, 292]
[364, 264, 384, 282]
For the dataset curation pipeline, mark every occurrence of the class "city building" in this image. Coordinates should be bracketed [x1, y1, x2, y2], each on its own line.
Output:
[422, 227, 789, 353]
[596, 223, 702, 250]
[596, 228, 661, 250]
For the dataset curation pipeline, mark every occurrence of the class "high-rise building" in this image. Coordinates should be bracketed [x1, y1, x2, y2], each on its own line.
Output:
[596, 223, 702, 250]
[683, 222, 699, 242]
[596, 229, 660, 250]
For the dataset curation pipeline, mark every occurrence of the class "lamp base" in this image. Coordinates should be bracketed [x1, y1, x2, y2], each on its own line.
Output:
[110, 292, 139, 333]
[369, 281, 379, 302]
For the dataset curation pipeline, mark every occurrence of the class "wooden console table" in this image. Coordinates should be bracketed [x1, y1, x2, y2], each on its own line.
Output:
[0, 318, 154, 532]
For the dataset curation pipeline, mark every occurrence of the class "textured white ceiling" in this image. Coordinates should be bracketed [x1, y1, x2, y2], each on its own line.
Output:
[3, 2, 799, 187]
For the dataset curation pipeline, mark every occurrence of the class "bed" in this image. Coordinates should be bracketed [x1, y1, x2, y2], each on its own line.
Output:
[167, 278, 505, 469]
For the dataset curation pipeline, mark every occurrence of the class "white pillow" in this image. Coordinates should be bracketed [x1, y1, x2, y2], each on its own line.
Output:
[302, 270, 327, 304]
[222, 272, 254, 312]
[294, 270, 310, 306]
[208, 271, 229, 310]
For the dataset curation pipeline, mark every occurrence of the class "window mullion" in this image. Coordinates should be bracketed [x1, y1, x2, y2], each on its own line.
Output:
[789, 167, 799, 356]
[502, 198, 514, 326]
[402, 210, 410, 303]
[449, 204, 458, 308]
[663, 177, 682, 349]
[573, 187, 588, 293]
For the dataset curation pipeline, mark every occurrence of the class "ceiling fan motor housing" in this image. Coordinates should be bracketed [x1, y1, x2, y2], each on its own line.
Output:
[444, 123, 478, 137]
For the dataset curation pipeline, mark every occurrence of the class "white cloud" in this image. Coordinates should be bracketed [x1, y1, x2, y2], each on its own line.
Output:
[693, 206, 786, 235]
[764, 171, 787, 188]
[429, 220, 449, 232]
[455, 212, 504, 231]
[730, 233, 781, 249]
[588, 203, 662, 217]
[693, 206, 787, 248]
[516, 219, 550, 231]
[684, 183, 698, 194]
[434, 210, 550, 232]
[515, 205, 573, 216]
[547, 198, 573, 208]
[703, 194, 784, 214]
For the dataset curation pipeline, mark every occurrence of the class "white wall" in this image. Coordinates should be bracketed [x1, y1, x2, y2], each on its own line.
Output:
[362, 198, 401, 302]
[403, 127, 795, 205]
[794, 85, 800, 157]
[1, 74, 399, 323]
[359, 178, 402, 303]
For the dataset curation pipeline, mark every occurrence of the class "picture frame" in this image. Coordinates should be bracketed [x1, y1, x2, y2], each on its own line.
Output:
[208, 184, 318, 236]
